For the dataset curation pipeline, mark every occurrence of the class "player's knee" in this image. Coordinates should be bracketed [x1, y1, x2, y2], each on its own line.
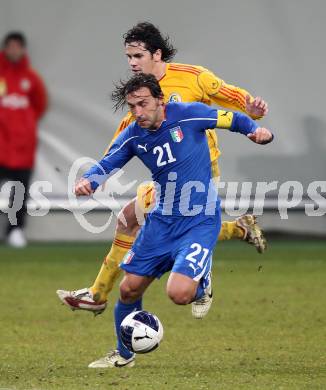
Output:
[167, 288, 193, 305]
[116, 200, 140, 236]
[120, 280, 142, 302]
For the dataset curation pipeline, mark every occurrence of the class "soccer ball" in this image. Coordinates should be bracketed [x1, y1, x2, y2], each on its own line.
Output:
[120, 310, 163, 354]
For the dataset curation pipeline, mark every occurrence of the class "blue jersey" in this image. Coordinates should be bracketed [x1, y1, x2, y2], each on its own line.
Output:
[84, 102, 258, 217]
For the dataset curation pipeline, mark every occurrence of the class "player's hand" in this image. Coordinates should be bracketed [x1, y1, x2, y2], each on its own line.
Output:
[245, 95, 269, 118]
[74, 178, 93, 196]
[247, 127, 273, 144]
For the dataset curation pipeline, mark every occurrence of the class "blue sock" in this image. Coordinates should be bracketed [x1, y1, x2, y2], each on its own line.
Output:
[194, 282, 205, 301]
[194, 255, 212, 301]
[114, 298, 142, 359]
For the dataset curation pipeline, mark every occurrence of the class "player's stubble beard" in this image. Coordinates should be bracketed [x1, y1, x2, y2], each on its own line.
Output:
[138, 102, 165, 131]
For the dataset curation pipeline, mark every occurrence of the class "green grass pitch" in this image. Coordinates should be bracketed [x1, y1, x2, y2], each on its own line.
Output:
[0, 240, 325, 389]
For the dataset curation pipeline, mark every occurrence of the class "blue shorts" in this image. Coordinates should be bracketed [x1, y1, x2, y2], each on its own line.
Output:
[120, 211, 221, 281]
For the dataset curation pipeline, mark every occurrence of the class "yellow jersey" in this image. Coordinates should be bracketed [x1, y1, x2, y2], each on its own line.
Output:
[106, 62, 260, 176]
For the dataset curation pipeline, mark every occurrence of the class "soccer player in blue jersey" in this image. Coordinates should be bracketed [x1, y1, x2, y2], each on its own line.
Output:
[74, 73, 273, 368]
[57, 22, 268, 316]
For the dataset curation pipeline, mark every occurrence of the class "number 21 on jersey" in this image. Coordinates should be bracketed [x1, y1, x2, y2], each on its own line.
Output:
[153, 142, 176, 167]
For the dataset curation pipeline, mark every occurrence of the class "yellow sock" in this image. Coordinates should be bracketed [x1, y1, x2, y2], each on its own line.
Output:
[90, 233, 135, 302]
[218, 221, 245, 241]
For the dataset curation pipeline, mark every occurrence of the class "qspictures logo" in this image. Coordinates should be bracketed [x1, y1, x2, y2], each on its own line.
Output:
[0, 158, 325, 233]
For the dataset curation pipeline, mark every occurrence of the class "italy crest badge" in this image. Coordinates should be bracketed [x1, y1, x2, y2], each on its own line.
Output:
[170, 126, 184, 143]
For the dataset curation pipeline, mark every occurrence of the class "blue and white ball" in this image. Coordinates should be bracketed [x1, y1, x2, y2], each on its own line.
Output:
[120, 310, 163, 354]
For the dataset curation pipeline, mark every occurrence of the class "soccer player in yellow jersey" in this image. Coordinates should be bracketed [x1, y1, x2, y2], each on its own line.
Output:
[57, 22, 269, 319]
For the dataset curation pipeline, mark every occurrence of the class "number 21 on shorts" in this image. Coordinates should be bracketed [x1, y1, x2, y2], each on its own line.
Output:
[185, 243, 210, 275]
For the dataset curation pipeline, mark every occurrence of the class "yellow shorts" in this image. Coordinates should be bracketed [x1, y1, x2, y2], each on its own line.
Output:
[136, 182, 156, 213]
[136, 159, 220, 213]
[210, 159, 220, 180]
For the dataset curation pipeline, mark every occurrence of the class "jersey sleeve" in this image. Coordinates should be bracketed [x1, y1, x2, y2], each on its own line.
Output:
[215, 110, 273, 142]
[181, 102, 259, 135]
[180, 102, 220, 131]
[197, 70, 262, 120]
[83, 126, 136, 191]
[103, 112, 135, 156]
[218, 110, 259, 134]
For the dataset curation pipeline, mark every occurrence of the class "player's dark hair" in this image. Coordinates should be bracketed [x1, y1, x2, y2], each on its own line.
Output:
[112, 73, 164, 111]
[124, 22, 177, 62]
[2, 31, 27, 48]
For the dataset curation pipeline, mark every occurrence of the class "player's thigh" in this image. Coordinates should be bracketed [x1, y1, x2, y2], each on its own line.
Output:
[118, 183, 157, 234]
[117, 197, 141, 235]
[136, 182, 156, 214]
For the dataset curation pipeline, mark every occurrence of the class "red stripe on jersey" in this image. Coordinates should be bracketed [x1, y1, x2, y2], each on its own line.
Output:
[118, 120, 127, 132]
[169, 67, 201, 76]
[171, 63, 199, 70]
[126, 117, 134, 126]
[220, 86, 243, 97]
[169, 64, 201, 73]
[220, 86, 246, 102]
[219, 88, 246, 108]
[170, 64, 201, 72]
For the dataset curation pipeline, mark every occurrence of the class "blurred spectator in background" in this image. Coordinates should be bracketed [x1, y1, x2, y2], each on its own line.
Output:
[0, 32, 48, 247]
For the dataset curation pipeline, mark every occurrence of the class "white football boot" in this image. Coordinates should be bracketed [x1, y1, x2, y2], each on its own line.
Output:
[88, 350, 135, 368]
[56, 288, 107, 316]
[192, 272, 213, 319]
